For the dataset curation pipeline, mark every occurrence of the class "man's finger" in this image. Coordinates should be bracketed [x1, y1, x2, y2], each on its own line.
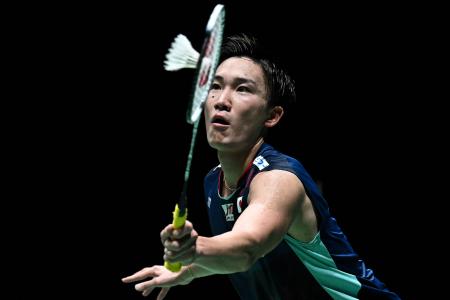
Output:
[121, 266, 157, 283]
[135, 277, 161, 292]
[142, 287, 155, 297]
[174, 221, 193, 238]
[165, 232, 198, 253]
[164, 244, 196, 265]
[160, 224, 175, 244]
[166, 221, 193, 240]
[157, 287, 170, 300]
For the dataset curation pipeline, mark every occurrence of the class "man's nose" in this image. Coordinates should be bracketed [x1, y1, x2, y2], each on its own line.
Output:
[213, 89, 231, 111]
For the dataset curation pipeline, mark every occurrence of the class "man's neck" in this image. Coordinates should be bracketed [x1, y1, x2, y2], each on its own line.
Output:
[218, 138, 264, 188]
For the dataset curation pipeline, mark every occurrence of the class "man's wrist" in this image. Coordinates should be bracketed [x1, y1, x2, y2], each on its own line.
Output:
[188, 265, 195, 279]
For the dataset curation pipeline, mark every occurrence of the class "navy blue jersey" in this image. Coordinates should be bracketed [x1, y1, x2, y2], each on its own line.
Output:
[203, 143, 400, 300]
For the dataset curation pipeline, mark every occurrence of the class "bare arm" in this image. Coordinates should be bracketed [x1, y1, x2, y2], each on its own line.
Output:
[122, 170, 317, 298]
[166, 169, 311, 276]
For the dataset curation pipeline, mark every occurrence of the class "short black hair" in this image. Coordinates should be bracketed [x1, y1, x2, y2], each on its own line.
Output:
[220, 33, 296, 109]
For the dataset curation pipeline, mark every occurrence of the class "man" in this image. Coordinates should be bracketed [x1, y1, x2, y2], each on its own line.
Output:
[122, 34, 400, 299]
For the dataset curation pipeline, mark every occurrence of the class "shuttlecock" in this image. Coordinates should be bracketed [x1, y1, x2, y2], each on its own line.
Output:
[164, 34, 200, 71]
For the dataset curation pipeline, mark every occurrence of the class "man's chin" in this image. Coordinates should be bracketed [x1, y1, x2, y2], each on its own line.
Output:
[208, 139, 230, 151]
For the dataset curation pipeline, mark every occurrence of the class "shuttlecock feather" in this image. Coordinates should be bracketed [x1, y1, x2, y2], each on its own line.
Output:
[164, 34, 200, 71]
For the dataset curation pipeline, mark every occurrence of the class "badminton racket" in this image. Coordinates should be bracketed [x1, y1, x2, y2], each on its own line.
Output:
[163, 4, 225, 272]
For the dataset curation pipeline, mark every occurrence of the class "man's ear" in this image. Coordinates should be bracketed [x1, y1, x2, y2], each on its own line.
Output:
[264, 106, 284, 128]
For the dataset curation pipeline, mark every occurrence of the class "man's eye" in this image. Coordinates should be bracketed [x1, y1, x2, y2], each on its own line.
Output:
[210, 83, 221, 90]
[237, 86, 250, 92]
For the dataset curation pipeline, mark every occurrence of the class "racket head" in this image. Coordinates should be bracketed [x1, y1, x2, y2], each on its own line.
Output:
[186, 4, 225, 124]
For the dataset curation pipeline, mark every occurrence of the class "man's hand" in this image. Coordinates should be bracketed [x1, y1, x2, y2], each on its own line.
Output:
[122, 221, 199, 298]
[121, 265, 193, 299]
[161, 220, 198, 266]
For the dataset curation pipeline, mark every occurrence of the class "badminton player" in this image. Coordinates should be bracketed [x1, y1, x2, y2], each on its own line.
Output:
[122, 34, 401, 300]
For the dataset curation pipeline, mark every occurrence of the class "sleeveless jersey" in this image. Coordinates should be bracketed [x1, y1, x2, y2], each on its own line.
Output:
[203, 143, 400, 300]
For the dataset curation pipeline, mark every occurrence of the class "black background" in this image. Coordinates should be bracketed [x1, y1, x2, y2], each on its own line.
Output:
[29, 1, 444, 299]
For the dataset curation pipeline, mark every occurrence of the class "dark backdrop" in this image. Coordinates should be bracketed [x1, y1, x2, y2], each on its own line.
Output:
[38, 1, 441, 299]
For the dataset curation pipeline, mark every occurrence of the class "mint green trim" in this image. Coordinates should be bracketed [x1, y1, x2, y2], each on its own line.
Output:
[217, 189, 237, 201]
[284, 233, 361, 300]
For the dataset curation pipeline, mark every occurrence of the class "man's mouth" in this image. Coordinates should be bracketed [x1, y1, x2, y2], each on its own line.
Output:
[211, 115, 230, 126]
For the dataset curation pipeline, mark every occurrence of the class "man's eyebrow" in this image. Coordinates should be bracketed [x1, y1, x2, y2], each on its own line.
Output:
[213, 75, 224, 83]
[214, 75, 257, 86]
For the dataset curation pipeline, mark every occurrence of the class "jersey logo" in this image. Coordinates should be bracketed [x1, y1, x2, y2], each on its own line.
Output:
[253, 155, 269, 170]
[236, 196, 243, 214]
[221, 203, 234, 221]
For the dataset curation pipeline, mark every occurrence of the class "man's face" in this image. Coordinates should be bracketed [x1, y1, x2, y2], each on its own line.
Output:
[204, 57, 270, 152]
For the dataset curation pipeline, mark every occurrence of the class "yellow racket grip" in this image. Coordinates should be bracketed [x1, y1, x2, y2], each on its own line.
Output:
[164, 204, 188, 272]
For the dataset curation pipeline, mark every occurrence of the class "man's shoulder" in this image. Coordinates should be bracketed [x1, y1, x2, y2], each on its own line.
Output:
[258, 145, 302, 172]
[204, 164, 221, 182]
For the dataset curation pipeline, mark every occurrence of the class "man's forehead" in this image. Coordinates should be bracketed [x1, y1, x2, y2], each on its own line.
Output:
[215, 57, 264, 82]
